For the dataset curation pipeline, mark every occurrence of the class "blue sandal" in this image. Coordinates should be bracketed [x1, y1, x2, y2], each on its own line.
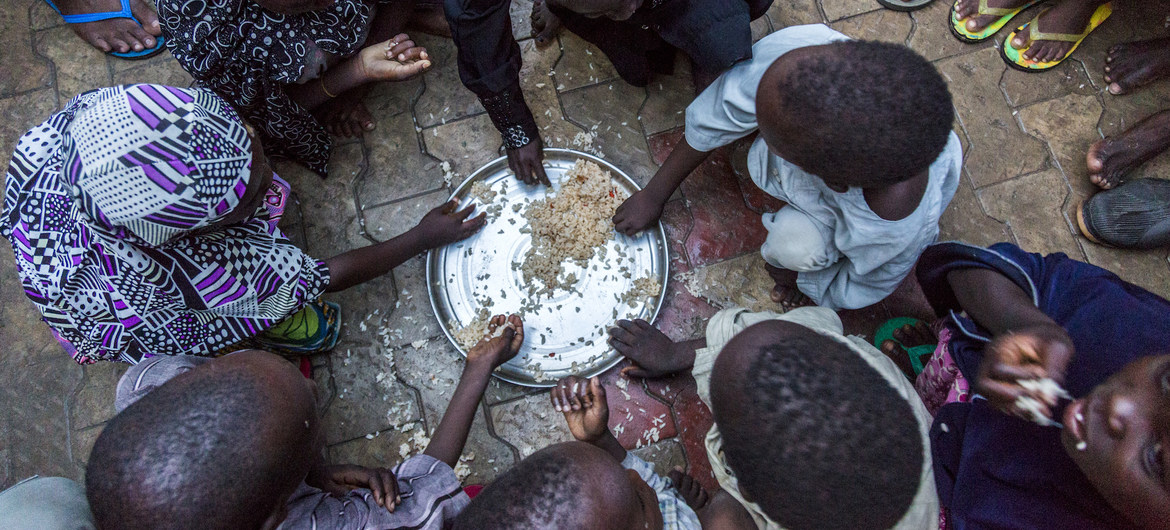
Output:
[43, 0, 166, 60]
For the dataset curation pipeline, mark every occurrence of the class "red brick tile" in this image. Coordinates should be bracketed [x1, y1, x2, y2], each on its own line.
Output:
[654, 278, 718, 342]
[649, 129, 768, 267]
[648, 129, 684, 166]
[660, 198, 693, 275]
[669, 385, 718, 490]
[596, 363, 678, 450]
[738, 173, 784, 215]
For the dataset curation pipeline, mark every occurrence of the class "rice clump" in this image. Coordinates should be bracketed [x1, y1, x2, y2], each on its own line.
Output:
[521, 160, 627, 295]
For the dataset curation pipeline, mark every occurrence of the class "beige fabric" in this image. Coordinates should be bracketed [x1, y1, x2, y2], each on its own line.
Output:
[692, 307, 939, 530]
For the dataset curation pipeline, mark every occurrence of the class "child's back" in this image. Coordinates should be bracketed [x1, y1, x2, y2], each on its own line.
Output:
[615, 25, 960, 310]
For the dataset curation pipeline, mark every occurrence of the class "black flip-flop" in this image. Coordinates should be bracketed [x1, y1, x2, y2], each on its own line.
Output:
[878, 0, 935, 12]
[1076, 179, 1170, 249]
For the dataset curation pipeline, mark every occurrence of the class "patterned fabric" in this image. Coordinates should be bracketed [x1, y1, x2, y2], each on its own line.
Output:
[621, 453, 701, 529]
[157, 0, 380, 176]
[1, 84, 330, 364]
[913, 327, 971, 416]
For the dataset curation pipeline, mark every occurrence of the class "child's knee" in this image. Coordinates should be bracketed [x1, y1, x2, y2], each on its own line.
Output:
[760, 209, 835, 272]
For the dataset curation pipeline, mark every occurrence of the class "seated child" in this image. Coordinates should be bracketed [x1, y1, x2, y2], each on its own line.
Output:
[449, 439, 667, 529]
[1, 84, 485, 363]
[83, 315, 523, 530]
[530, 0, 771, 88]
[158, 0, 439, 175]
[612, 24, 961, 310]
[608, 307, 939, 529]
[910, 241, 1170, 529]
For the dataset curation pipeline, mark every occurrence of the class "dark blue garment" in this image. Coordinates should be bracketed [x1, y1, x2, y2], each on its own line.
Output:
[916, 242, 1170, 530]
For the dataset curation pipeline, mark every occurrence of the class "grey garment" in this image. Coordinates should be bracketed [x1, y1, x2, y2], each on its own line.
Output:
[279, 455, 470, 530]
[683, 24, 963, 310]
[114, 354, 213, 412]
[0, 476, 95, 530]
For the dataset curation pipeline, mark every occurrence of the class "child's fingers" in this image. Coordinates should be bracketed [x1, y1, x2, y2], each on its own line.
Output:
[987, 361, 1046, 383]
[608, 326, 636, 345]
[367, 470, 386, 507]
[615, 319, 642, 333]
[633, 319, 653, 329]
[588, 376, 606, 405]
[394, 46, 426, 63]
[620, 364, 650, 379]
[440, 199, 458, 215]
[452, 204, 477, 221]
[532, 161, 551, 187]
[550, 382, 567, 411]
[668, 467, 684, 486]
[388, 39, 416, 58]
[379, 468, 399, 512]
[462, 212, 487, 231]
[608, 336, 634, 354]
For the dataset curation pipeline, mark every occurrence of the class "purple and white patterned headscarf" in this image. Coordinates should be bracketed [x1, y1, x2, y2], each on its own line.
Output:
[1, 84, 329, 364]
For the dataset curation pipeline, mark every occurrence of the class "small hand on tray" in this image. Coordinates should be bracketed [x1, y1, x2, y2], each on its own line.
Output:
[467, 314, 524, 369]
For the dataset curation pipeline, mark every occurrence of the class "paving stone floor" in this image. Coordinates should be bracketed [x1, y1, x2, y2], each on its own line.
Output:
[2, 0, 1169, 492]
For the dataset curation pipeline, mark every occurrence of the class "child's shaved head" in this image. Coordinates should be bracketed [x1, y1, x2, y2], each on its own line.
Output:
[757, 40, 953, 187]
[711, 321, 924, 530]
[452, 441, 661, 529]
[86, 351, 321, 530]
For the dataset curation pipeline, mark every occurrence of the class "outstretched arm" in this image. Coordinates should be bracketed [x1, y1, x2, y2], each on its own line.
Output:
[551, 375, 625, 462]
[324, 201, 484, 292]
[608, 319, 706, 378]
[425, 315, 524, 467]
[286, 36, 432, 112]
[445, 0, 548, 185]
[613, 138, 709, 235]
[948, 267, 1074, 419]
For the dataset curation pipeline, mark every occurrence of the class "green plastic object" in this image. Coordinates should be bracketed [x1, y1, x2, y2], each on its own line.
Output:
[873, 317, 936, 376]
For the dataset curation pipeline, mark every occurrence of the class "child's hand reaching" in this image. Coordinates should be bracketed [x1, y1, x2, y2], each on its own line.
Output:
[977, 324, 1075, 422]
[315, 464, 400, 513]
[551, 375, 609, 443]
[359, 34, 431, 82]
[412, 200, 487, 248]
[466, 314, 524, 369]
[609, 319, 695, 378]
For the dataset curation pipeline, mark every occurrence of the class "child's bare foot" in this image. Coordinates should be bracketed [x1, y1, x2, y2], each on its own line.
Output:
[953, 0, 1031, 33]
[764, 263, 811, 311]
[668, 467, 710, 512]
[53, 0, 162, 54]
[1086, 109, 1170, 189]
[880, 321, 936, 381]
[530, 0, 562, 47]
[316, 98, 375, 138]
[1008, 0, 1106, 64]
[1104, 38, 1170, 95]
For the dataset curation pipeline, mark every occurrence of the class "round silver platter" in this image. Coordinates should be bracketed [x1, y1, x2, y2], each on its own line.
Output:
[426, 148, 669, 387]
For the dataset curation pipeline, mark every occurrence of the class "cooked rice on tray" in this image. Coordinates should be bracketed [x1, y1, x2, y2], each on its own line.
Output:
[521, 160, 629, 295]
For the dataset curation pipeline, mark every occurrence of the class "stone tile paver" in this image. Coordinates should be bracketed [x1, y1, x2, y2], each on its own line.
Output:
[0, 2, 52, 97]
[830, 9, 912, 42]
[978, 168, 1084, 258]
[5, 0, 1170, 494]
[937, 47, 1049, 188]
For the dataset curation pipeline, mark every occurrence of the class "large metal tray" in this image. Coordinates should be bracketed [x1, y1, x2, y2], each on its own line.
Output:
[426, 149, 669, 387]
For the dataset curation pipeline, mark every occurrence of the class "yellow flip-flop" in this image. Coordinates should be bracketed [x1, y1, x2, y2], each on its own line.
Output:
[1001, 2, 1112, 72]
[950, 0, 1040, 43]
